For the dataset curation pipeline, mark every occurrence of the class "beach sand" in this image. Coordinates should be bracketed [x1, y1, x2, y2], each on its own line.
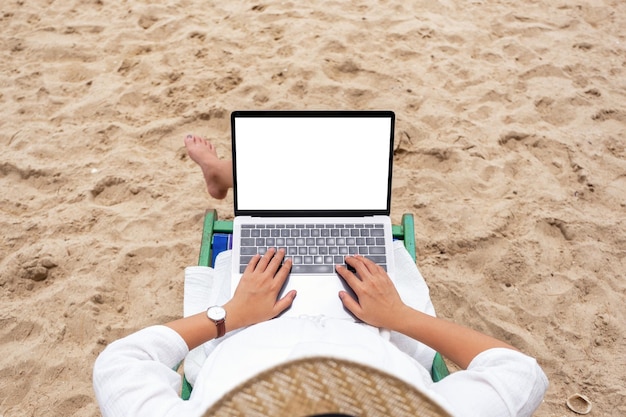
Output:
[1, 1, 625, 416]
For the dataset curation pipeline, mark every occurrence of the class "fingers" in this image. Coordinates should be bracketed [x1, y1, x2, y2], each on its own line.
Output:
[336, 256, 373, 313]
[338, 291, 362, 316]
[274, 289, 297, 313]
[335, 263, 360, 293]
[271, 254, 292, 292]
[336, 255, 378, 284]
[346, 255, 381, 276]
[243, 253, 262, 274]
[246, 248, 283, 272]
[256, 247, 278, 270]
[244, 248, 292, 287]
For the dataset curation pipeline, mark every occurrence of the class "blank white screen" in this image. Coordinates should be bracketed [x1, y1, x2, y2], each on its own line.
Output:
[234, 116, 392, 211]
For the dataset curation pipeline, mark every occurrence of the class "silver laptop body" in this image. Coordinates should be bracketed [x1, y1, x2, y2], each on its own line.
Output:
[230, 110, 396, 320]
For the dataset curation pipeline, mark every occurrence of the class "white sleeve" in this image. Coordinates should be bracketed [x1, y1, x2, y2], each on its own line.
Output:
[93, 325, 201, 417]
[430, 348, 548, 417]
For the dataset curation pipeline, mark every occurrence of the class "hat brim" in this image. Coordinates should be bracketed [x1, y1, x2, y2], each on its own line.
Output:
[203, 357, 452, 417]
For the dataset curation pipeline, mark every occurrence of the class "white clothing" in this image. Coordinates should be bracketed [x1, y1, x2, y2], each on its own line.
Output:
[93, 243, 548, 417]
[93, 324, 547, 417]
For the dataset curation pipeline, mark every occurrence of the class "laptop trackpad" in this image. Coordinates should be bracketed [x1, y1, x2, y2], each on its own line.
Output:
[277, 274, 358, 321]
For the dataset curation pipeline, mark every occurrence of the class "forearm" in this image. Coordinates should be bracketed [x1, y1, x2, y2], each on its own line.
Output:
[165, 300, 247, 351]
[392, 305, 517, 370]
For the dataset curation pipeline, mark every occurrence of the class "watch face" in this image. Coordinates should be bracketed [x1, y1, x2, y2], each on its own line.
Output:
[207, 306, 226, 321]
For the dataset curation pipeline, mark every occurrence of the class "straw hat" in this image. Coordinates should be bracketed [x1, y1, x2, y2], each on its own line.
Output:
[203, 357, 452, 417]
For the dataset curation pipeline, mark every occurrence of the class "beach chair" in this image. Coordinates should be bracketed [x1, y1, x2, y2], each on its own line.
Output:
[181, 209, 450, 400]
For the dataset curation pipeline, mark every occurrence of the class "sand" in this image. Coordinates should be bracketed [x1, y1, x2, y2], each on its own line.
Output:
[1, 0, 625, 416]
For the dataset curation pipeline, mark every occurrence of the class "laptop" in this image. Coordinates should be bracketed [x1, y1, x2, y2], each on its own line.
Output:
[230, 110, 396, 320]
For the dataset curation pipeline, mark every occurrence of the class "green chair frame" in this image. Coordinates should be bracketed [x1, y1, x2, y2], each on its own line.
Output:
[182, 209, 449, 399]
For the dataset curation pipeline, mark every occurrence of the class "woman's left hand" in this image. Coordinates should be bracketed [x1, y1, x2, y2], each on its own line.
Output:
[336, 255, 407, 330]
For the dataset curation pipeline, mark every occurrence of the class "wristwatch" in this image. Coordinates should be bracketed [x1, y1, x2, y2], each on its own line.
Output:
[206, 305, 227, 338]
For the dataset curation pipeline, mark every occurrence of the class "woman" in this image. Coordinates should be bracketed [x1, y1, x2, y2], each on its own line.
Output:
[92, 136, 548, 417]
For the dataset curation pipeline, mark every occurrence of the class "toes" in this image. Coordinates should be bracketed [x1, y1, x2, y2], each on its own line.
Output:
[184, 134, 202, 145]
[184, 135, 217, 155]
[184, 134, 196, 146]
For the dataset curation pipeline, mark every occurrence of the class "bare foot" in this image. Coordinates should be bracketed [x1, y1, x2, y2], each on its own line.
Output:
[184, 135, 233, 199]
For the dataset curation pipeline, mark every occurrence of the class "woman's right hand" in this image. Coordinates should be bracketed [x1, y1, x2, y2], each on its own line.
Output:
[225, 248, 296, 330]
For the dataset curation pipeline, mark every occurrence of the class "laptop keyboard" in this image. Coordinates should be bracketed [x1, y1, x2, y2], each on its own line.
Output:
[238, 223, 388, 274]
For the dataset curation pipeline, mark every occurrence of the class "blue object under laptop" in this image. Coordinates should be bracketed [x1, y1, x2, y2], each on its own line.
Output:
[211, 233, 233, 266]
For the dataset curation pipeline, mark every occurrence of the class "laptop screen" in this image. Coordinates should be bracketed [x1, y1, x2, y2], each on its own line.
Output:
[232, 111, 394, 216]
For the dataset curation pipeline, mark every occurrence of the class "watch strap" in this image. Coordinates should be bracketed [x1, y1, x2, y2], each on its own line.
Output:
[215, 317, 225, 338]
